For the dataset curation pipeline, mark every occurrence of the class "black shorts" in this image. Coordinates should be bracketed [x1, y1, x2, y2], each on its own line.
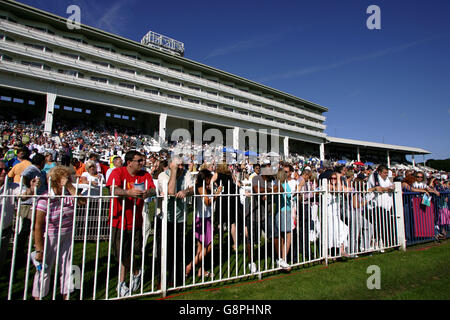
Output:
[111, 227, 142, 269]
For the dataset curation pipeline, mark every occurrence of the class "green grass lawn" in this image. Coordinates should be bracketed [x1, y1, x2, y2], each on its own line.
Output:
[148, 239, 450, 300]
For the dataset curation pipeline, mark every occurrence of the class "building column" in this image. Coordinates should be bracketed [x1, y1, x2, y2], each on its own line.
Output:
[233, 127, 240, 151]
[357, 146, 361, 162]
[283, 136, 289, 158]
[319, 142, 325, 161]
[44, 92, 56, 136]
[412, 154, 416, 168]
[159, 113, 167, 144]
[194, 119, 203, 147]
[387, 150, 391, 168]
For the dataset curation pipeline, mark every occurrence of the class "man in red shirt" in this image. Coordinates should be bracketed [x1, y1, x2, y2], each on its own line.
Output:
[107, 150, 156, 297]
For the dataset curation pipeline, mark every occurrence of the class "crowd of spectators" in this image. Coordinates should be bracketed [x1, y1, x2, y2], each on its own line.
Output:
[1, 119, 449, 299]
[1, 120, 449, 187]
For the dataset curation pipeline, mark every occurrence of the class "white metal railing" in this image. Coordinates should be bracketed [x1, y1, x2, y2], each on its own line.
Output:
[0, 19, 326, 123]
[0, 173, 405, 300]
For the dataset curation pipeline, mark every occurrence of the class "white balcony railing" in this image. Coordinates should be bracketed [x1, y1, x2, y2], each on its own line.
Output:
[0, 39, 326, 132]
[0, 59, 327, 138]
[0, 19, 326, 123]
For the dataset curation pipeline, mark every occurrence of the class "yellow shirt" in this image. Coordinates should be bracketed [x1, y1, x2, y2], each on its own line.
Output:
[8, 160, 31, 183]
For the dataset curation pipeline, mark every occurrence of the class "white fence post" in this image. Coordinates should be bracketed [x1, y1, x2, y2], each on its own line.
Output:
[394, 182, 406, 251]
[321, 179, 328, 265]
[160, 181, 168, 297]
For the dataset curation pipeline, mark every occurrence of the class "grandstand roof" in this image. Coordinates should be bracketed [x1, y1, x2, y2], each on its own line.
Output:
[326, 136, 430, 155]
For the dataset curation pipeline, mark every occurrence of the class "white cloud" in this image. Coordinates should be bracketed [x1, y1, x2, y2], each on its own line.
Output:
[96, 1, 126, 35]
[76, 0, 131, 35]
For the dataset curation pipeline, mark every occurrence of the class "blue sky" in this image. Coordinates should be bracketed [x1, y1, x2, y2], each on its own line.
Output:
[16, 0, 450, 160]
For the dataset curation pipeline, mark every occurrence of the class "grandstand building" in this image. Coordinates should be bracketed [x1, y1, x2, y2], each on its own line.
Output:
[0, 0, 430, 165]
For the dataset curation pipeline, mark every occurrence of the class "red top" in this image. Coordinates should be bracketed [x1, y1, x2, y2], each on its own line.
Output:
[99, 162, 109, 177]
[106, 166, 155, 230]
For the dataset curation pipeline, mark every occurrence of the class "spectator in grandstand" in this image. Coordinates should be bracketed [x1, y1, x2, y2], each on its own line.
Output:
[32, 165, 84, 300]
[283, 165, 298, 226]
[273, 169, 293, 271]
[42, 152, 56, 174]
[318, 161, 333, 180]
[214, 163, 243, 253]
[60, 142, 72, 167]
[346, 168, 355, 186]
[401, 175, 432, 195]
[15, 154, 48, 265]
[199, 162, 214, 172]
[105, 155, 123, 183]
[294, 167, 314, 262]
[416, 172, 440, 197]
[4, 142, 22, 170]
[413, 171, 440, 197]
[155, 157, 194, 288]
[327, 172, 350, 258]
[367, 165, 395, 253]
[247, 162, 275, 273]
[335, 165, 348, 187]
[145, 156, 160, 179]
[2, 146, 14, 167]
[185, 169, 222, 280]
[29, 148, 38, 160]
[430, 176, 444, 191]
[412, 171, 427, 189]
[351, 177, 374, 253]
[0, 160, 21, 275]
[80, 160, 105, 196]
[87, 153, 101, 173]
[106, 150, 156, 297]
[72, 157, 86, 178]
[357, 166, 373, 182]
[7, 147, 31, 183]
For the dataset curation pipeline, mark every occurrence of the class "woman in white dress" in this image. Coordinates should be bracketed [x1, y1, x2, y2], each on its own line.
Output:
[327, 173, 350, 258]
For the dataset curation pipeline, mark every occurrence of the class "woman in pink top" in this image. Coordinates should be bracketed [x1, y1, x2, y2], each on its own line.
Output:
[32, 166, 85, 300]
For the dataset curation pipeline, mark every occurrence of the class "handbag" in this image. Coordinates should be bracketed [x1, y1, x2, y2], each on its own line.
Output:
[421, 193, 431, 207]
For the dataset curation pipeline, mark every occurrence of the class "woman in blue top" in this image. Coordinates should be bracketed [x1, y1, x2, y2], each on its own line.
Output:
[42, 152, 56, 174]
[274, 170, 293, 271]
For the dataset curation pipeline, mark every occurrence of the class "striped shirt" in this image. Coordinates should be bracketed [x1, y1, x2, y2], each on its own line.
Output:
[36, 192, 75, 236]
